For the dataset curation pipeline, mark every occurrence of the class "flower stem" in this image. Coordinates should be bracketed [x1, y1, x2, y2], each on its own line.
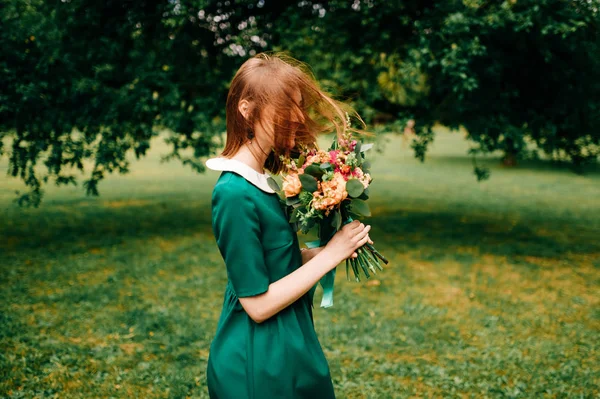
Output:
[358, 247, 377, 274]
[357, 252, 371, 279]
[364, 246, 384, 271]
[345, 259, 351, 282]
[365, 243, 389, 264]
[350, 258, 360, 282]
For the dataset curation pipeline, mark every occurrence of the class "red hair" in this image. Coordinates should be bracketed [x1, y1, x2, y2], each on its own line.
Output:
[221, 51, 367, 174]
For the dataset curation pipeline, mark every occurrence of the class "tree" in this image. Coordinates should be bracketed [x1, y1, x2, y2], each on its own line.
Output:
[2, 0, 599, 206]
[415, 0, 600, 176]
[268, 0, 600, 178]
[1, 0, 238, 206]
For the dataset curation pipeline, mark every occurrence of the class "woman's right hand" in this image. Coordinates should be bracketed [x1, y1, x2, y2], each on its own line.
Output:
[323, 220, 372, 267]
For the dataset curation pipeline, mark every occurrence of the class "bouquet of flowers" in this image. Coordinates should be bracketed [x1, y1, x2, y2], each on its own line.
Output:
[269, 116, 389, 307]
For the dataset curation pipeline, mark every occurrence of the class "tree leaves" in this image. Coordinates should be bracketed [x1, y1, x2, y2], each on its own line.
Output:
[3, 0, 599, 206]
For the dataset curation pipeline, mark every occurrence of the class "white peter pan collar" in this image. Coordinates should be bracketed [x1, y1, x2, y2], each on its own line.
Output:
[205, 157, 276, 193]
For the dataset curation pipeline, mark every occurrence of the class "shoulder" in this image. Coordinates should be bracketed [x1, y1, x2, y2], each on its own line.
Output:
[212, 171, 258, 209]
[211, 172, 264, 233]
[213, 171, 257, 195]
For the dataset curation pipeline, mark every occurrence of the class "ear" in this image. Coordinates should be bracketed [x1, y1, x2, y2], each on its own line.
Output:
[238, 99, 251, 120]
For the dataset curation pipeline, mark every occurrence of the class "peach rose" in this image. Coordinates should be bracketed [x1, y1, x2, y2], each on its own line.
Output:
[282, 170, 303, 197]
[331, 174, 349, 203]
[304, 155, 318, 166]
[304, 150, 330, 168]
[313, 174, 348, 210]
[313, 196, 337, 210]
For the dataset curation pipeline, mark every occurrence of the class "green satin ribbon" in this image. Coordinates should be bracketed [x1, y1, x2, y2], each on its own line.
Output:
[306, 239, 334, 308]
[306, 216, 354, 308]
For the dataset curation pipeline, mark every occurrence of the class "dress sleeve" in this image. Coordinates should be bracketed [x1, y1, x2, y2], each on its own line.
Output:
[211, 182, 270, 297]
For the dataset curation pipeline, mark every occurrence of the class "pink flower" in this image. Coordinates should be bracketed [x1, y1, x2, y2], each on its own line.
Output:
[329, 150, 339, 165]
[352, 167, 364, 178]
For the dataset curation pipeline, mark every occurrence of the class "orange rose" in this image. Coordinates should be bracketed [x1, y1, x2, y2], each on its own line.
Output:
[315, 174, 348, 209]
[304, 155, 318, 166]
[282, 172, 302, 197]
[331, 174, 349, 203]
[313, 196, 337, 210]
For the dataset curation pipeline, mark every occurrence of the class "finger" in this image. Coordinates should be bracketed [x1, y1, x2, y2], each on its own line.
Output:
[354, 228, 371, 247]
[352, 252, 358, 258]
[354, 225, 371, 241]
[352, 222, 365, 233]
[357, 233, 370, 248]
[344, 220, 360, 231]
[351, 227, 369, 245]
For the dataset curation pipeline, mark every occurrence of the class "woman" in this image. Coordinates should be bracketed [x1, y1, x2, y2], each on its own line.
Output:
[205, 52, 372, 399]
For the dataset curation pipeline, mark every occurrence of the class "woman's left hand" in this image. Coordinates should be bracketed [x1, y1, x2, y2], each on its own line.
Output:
[349, 235, 373, 259]
[301, 234, 373, 264]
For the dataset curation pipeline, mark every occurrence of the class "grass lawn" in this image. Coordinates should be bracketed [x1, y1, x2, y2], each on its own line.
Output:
[1, 127, 599, 398]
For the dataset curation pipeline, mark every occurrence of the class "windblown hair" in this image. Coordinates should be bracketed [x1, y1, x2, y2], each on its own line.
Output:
[221, 51, 366, 174]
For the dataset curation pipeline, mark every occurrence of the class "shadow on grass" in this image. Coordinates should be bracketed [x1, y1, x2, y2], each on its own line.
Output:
[0, 198, 214, 256]
[370, 208, 600, 263]
[3, 197, 599, 268]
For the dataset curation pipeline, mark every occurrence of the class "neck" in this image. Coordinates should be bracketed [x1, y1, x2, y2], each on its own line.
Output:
[230, 143, 269, 174]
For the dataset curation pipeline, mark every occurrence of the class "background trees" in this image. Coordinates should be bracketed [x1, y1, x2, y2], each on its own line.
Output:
[2, 0, 598, 206]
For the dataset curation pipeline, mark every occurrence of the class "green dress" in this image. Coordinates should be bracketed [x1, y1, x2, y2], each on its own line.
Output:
[206, 169, 336, 399]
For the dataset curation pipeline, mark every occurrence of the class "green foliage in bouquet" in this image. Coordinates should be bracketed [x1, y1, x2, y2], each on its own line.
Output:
[274, 117, 388, 285]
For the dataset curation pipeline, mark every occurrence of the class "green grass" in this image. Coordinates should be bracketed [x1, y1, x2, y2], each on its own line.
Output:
[1, 127, 599, 398]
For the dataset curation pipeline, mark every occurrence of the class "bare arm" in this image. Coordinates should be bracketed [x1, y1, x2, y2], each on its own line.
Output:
[239, 248, 339, 323]
[300, 246, 324, 264]
[239, 221, 371, 323]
